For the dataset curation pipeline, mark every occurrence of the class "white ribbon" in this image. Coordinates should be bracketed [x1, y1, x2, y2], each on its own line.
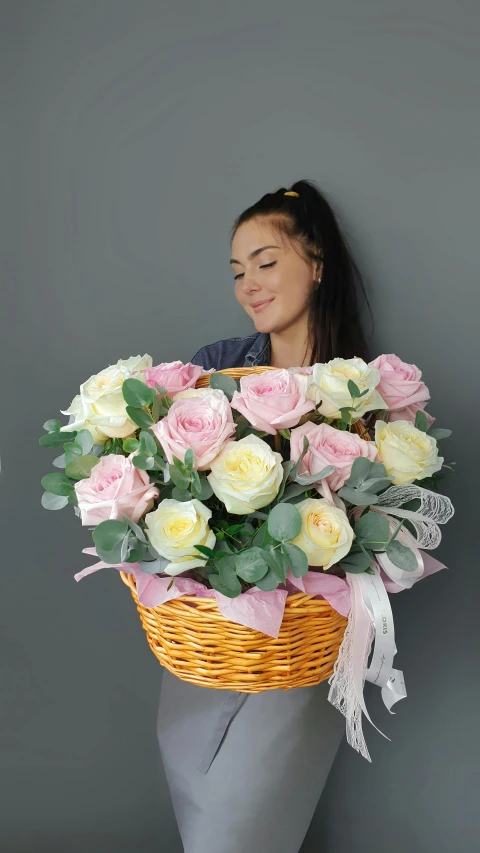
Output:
[328, 484, 453, 760]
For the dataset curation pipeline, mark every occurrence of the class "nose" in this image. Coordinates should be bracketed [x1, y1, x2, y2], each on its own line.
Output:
[239, 274, 261, 294]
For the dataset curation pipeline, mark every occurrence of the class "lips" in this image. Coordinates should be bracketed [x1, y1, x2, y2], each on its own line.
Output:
[251, 298, 274, 313]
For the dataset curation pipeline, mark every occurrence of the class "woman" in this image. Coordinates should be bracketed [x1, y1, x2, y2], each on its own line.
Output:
[157, 179, 372, 853]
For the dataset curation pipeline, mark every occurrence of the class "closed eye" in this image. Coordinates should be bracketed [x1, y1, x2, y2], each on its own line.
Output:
[234, 261, 276, 282]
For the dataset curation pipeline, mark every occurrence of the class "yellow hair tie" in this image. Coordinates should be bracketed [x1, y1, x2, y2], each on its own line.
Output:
[284, 191, 299, 197]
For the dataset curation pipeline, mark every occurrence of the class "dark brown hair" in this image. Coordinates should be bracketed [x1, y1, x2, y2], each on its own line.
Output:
[230, 178, 373, 363]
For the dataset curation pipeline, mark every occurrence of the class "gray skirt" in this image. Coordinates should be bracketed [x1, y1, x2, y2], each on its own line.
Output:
[157, 669, 345, 853]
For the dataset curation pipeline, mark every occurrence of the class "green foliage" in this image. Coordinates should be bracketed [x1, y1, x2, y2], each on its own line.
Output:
[234, 547, 269, 582]
[65, 455, 100, 480]
[209, 373, 238, 400]
[267, 503, 302, 542]
[386, 539, 418, 572]
[354, 512, 390, 551]
[414, 409, 429, 433]
[126, 406, 154, 429]
[280, 542, 308, 577]
[41, 472, 74, 496]
[339, 547, 373, 573]
[122, 377, 155, 408]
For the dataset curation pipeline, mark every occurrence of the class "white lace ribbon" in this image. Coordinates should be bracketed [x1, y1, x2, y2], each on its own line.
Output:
[328, 484, 453, 760]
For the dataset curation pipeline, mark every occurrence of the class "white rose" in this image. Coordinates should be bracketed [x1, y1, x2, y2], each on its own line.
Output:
[60, 354, 152, 441]
[374, 419, 443, 485]
[308, 357, 387, 419]
[290, 498, 354, 569]
[144, 498, 216, 576]
[172, 387, 217, 402]
[207, 434, 283, 515]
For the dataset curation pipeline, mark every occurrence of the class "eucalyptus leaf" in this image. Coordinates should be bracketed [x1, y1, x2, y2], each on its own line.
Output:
[279, 483, 309, 503]
[414, 410, 429, 433]
[169, 465, 190, 490]
[357, 477, 393, 493]
[39, 431, 72, 448]
[75, 429, 94, 455]
[354, 512, 390, 550]
[52, 453, 67, 468]
[427, 428, 452, 440]
[41, 491, 69, 510]
[123, 437, 140, 453]
[184, 448, 195, 471]
[337, 486, 378, 506]
[386, 540, 418, 572]
[139, 430, 157, 457]
[267, 502, 302, 542]
[124, 541, 148, 563]
[197, 478, 213, 500]
[289, 437, 310, 482]
[254, 567, 281, 591]
[295, 465, 335, 485]
[40, 472, 74, 496]
[234, 547, 269, 582]
[262, 546, 288, 581]
[345, 457, 373, 488]
[63, 441, 83, 458]
[132, 454, 155, 470]
[138, 557, 170, 574]
[214, 556, 242, 597]
[172, 487, 192, 502]
[120, 513, 148, 544]
[281, 543, 308, 578]
[209, 372, 238, 400]
[92, 519, 129, 552]
[347, 379, 361, 398]
[126, 406, 154, 429]
[65, 455, 101, 480]
[43, 418, 62, 433]
[339, 548, 373, 573]
[122, 377, 155, 408]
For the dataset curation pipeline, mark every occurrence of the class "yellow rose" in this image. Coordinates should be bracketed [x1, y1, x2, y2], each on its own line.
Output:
[308, 357, 387, 419]
[207, 435, 283, 515]
[144, 498, 215, 576]
[290, 498, 354, 569]
[374, 419, 443, 485]
[60, 354, 152, 442]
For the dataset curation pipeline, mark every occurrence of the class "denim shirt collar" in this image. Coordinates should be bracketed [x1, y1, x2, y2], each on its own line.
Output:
[244, 332, 271, 367]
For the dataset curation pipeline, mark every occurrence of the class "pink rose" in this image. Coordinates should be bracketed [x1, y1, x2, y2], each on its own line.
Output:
[290, 421, 379, 491]
[144, 360, 204, 397]
[151, 389, 236, 470]
[74, 453, 159, 526]
[230, 369, 315, 435]
[369, 353, 430, 411]
[388, 401, 435, 426]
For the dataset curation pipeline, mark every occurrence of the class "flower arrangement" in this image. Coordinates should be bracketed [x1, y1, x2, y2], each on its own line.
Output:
[39, 353, 453, 597]
[39, 352, 455, 760]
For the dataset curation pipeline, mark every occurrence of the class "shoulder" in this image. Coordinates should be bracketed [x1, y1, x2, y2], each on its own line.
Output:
[190, 333, 265, 370]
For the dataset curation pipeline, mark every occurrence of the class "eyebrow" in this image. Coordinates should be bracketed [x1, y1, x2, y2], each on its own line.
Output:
[230, 245, 281, 265]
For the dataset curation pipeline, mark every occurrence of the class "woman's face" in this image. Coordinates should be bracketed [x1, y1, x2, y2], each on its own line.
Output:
[230, 218, 321, 335]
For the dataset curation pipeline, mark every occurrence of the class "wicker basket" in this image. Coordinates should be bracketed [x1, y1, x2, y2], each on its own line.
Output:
[120, 366, 359, 692]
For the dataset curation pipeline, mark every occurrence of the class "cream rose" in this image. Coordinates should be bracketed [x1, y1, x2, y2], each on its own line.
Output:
[207, 434, 283, 515]
[290, 498, 354, 569]
[60, 354, 152, 442]
[144, 498, 215, 576]
[308, 357, 387, 419]
[374, 420, 443, 485]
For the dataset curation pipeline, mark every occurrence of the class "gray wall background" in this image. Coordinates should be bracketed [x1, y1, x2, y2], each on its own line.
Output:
[2, 1, 479, 850]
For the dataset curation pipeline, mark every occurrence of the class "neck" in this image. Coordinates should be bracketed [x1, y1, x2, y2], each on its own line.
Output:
[269, 318, 312, 369]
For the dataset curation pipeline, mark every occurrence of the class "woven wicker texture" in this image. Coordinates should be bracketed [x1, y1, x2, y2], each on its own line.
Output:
[120, 365, 367, 691]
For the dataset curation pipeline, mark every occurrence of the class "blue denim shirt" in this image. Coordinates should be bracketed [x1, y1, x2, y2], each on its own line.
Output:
[190, 332, 271, 370]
